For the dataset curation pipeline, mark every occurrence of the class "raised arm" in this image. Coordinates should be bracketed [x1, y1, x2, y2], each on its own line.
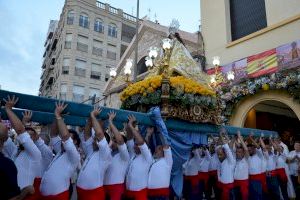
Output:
[54, 102, 69, 141]
[108, 111, 124, 145]
[127, 115, 144, 145]
[237, 131, 249, 158]
[90, 107, 104, 140]
[220, 131, 235, 164]
[83, 117, 92, 141]
[4, 95, 25, 134]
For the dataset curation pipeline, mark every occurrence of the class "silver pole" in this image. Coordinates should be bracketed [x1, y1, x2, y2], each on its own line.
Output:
[133, 0, 139, 82]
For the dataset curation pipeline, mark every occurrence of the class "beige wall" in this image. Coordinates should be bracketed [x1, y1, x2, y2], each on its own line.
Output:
[201, 0, 300, 67]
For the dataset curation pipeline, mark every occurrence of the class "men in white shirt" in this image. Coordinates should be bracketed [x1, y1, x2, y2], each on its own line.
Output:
[3, 96, 42, 195]
[216, 133, 235, 200]
[40, 102, 80, 200]
[197, 146, 211, 200]
[182, 146, 200, 200]
[234, 132, 249, 200]
[76, 107, 111, 200]
[104, 111, 130, 200]
[247, 136, 267, 200]
[147, 113, 173, 200]
[262, 138, 281, 200]
[208, 143, 220, 200]
[21, 110, 54, 200]
[287, 140, 300, 198]
[125, 115, 152, 200]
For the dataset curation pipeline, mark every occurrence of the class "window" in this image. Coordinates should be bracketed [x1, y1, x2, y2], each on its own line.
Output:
[79, 13, 89, 28]
[108, 24, 117, 38]
[94, 18, 104, 33]
[92, 39, 103, 57]
[64, 33, 72, 49]
[60, 84, 67, 100]
[62, 58, 70, 75]
[230, 0, 267, 41]
[75, 59, 86, 77]
[77, 35, 88, 53]
[105, 74, 109, 82]
[91, 63, 101, 80]
[72, 85, 85, 102]
[67, 10, 75, 25]
[107, 50, 116, 60]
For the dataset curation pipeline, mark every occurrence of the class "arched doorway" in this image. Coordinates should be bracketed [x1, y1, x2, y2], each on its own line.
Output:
[229, 90, 300, 148]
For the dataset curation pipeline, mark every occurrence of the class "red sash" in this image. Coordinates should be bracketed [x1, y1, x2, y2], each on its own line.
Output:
[266, 170, 277, 177]
[249, 173, 267, 193]
[198, 172, 209, 189]
[125, 188, 147, 200]
[24, 178, 42, 200]
[77, 186, 105, 200]
[209, 170, 218, 178]
[276, 168, 288, 183]
[41, 190, 69, 200]
[217, 182, 234, 200]
[104, 183, 125, 200]
[234, 179, 249, 200]
[147, 188, 169, 197]
[184, 175, 199, 190]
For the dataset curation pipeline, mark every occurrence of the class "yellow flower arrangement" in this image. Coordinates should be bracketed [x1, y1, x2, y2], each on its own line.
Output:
[120, 75, 215, 101]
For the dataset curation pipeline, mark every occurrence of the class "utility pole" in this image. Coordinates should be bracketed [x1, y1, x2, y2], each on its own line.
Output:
[133, 0, 139, 82]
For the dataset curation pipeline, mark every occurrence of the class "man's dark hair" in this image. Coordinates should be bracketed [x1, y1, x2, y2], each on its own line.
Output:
[247, 143, 255, 148]
[69, 129, 80, 147]
[104, 131, 110, 144]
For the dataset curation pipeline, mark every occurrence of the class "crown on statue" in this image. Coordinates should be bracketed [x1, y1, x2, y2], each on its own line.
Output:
[168, 19, 180, 35]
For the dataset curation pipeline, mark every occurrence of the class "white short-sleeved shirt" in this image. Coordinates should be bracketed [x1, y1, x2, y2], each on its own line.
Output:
[104, 143, 130, 185]
[234, 158, 249, 180]
[77, 138, 111, 189]
[217, 144, 235, 184]
[126, 142, 152, 191]
[15, 132, 42, 189]
[40, 137, 80, 196]
[148, 147, 173, 189]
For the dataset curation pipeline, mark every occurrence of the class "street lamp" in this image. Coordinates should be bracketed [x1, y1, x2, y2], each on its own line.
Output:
[148, 47, 159, 59]
[162, 38, 173, 50]
[212, 56, 220, 66]
[124, 59, 132, 82]
[227, 71, 235, 81]
[145, 56, 153, 68]
[109, 68, 117, 78]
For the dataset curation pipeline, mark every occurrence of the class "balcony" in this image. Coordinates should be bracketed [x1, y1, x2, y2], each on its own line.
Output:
[74, 67, 86, 77]
[92, 47, 103, 57]
[62, 66, 69, 75]
[96, 1, 105, 9]
[90, 71, 101, 80]
[123, 13, 137, 22]
[77, 42, 88, 53]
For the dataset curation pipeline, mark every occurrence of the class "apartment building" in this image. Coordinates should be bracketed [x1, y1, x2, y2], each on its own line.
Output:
[39, 0, 136, 104]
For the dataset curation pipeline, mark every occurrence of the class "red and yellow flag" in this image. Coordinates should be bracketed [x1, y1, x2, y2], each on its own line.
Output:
[247, 49, 278, 78]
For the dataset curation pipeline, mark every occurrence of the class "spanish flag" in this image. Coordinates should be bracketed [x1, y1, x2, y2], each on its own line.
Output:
[247, 49, 278, 78]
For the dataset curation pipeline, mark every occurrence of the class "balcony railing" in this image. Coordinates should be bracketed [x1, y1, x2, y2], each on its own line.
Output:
[92, 47, 103, 57]
[96, 1, 105, 9]
[77, 42, 88, 53]
[74, 67, 86, 77]
[109, 6, 118, 15]
[123, 13, 137, 22]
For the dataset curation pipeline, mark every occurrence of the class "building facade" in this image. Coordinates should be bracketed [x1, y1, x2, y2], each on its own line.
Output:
[39, 0, 136, 104]
[200, 0, 300, 136]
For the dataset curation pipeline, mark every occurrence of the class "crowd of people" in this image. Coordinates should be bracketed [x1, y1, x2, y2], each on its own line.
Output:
[1, 95, 300, 200]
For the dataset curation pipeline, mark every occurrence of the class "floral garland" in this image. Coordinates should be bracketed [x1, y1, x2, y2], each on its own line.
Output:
[120, 75, 217, 110]
[218, 69, 300, 123]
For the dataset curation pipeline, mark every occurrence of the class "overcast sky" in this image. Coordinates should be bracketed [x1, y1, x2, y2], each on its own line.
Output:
[0, 0, 200, 95]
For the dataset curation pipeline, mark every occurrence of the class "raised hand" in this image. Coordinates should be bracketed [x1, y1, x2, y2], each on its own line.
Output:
[22, 110, 32, 124]
[108, 111, 116, 122]
[90, 106, 102, 118]
[55, 101, 68, 118]
[3, 95, 19, 110]
[127, 115, 136, 126]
